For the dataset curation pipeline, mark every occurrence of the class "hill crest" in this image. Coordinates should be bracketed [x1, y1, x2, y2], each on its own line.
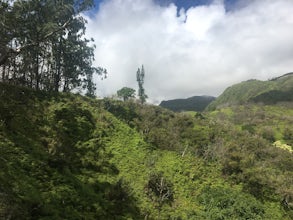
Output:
[207, 72, 293, 110]
[159, 95, 215, 112]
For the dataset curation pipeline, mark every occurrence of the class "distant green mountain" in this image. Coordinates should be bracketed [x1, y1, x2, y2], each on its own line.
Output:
[207, 72, 293, 110]
[160, 95, 215, 112]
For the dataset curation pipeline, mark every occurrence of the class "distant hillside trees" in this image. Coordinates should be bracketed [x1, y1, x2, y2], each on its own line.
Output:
[0, 0, 106, 96]
[136, 65, 148, 104]
[117, 87, 136, 101]
[160, 96, 215, 112]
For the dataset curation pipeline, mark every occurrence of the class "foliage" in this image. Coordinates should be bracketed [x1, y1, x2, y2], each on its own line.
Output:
[252, 88, 293, 104]
[145, 172, 174, 208]
[0, 0, 106, 96]
[117, 87, 136, 101]
[199, 186, 265, 219]
[160, 95, 215, 112]
[0, 83, 140, 219]
[1, 83, 292, 219]
[136, 65, 148, 104]
[208, 105, 293, 215]
[283, 126, 293, 146]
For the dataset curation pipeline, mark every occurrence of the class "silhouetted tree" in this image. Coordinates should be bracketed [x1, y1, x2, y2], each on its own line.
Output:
[136, 65, 147, 104]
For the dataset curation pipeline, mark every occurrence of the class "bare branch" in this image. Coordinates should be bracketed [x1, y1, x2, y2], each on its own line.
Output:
[43, 18, 72, 40]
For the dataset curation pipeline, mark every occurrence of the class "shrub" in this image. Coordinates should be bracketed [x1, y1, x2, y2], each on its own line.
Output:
[145, 172, 173, 208]
[199, 186, 265, 219]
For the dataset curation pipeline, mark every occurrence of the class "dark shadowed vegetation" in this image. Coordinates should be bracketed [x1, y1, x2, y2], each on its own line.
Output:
[160, 95, 215, 112]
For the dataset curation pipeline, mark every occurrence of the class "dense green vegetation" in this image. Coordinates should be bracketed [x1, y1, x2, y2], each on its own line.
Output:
[117, 87, 136, 101]
[1, 1, 292, 219]
[207, 73, 293, 110]
[0, 0, 106, 96]
[160, 96, 215, 112]
[1, 82, 292, 219]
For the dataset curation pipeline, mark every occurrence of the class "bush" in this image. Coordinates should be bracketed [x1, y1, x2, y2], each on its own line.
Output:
[260, 126, 276, 142]
[199, 186, 265, 219]
[283, 127, 293, 145]
[145, 172, 174, 208]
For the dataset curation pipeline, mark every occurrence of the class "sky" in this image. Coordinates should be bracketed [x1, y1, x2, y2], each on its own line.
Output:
[84, 0, 293, 104]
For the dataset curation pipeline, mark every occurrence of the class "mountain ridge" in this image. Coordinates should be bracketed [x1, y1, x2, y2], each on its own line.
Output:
[207, 72, 293, 110]
[160, 95, 215, 112]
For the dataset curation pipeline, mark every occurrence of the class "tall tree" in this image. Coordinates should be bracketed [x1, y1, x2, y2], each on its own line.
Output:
[136, 65, 148, 104]
[0, 0, 106, 96]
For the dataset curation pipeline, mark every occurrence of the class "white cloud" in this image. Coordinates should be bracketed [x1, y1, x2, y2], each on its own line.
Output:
[84, 0, 293, 104]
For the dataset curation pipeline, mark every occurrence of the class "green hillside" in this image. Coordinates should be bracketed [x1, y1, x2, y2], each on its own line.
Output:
[159, 96, 215, 112]
[207, 73, 293, 110]
[1, 83, 293, 219]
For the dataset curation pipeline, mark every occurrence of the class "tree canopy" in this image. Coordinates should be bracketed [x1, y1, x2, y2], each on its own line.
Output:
[117, 87, 136, 101]
[0, 0, 106, 96]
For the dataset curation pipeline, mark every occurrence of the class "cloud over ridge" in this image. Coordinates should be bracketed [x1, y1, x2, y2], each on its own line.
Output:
[85, 0, 293, 103]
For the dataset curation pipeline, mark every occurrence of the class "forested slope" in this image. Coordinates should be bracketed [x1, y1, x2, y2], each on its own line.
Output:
[0, 83, 292, 219]
[159, 96, 215, 112]
[207, 73, 293, 110]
